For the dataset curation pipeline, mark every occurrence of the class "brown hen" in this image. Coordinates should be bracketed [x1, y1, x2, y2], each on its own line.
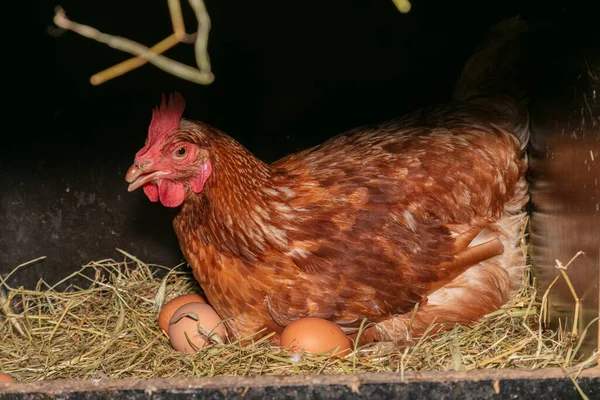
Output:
[126, 17, 530, 344]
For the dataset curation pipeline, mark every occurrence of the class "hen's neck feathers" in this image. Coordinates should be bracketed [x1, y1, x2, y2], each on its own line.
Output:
[174, 126, 294, 263]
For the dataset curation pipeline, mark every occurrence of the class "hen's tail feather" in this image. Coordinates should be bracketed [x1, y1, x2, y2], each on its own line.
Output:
[453, 16, 528, 102]
[426, 238, 505, 295]
[454, 16, 530, 151]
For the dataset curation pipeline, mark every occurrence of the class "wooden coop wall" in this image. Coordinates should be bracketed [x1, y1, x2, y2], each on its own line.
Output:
[528, 19, 600, 358]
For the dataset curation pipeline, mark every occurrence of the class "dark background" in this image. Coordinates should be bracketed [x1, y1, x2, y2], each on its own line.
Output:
[0, 0, 595, 287]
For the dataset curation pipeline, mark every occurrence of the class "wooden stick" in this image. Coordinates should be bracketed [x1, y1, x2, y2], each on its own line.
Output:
[392, 0, 412, 14]
[189, 0, 212, 76]
[90, 0, 198, 85]
[90, 34, 180, 85]
[168, 0, 194, 42]
[169, 0, 186, 41]
[53, 1, 214, 85]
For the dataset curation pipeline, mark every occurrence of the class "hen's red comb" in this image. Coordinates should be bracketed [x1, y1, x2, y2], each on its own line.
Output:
[148, 92, 186, 142]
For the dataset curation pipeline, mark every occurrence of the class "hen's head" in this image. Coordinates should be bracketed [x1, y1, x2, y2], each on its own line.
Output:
[125, 93, 212, 208]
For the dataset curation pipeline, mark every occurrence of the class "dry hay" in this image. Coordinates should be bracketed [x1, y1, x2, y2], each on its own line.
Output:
[0, 249, 596, 382]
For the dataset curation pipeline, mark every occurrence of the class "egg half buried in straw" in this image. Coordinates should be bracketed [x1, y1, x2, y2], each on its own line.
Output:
[158, 293, 206, 336]
[168, 302, 227, 353]
[0, 372, 15, 382]
[280, 317, 352, 356]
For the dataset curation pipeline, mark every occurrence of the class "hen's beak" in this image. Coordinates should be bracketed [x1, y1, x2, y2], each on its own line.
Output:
[125, 164, 169, 192]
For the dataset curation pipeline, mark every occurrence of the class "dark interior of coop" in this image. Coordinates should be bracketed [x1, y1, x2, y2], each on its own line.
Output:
[1, 0, 599, 395]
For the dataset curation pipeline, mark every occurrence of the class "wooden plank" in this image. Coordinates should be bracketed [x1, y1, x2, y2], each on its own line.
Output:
[528, 15, 600, 359]
[0, 367, 598, 398]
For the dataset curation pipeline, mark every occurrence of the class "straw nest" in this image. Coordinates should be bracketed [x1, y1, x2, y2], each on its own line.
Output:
[0, 248, 595, 382]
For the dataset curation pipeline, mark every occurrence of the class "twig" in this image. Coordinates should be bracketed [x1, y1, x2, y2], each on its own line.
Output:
[555, 252, 584, 337]
[392, 0, 412, 14]
[477, 337, 534, 367]
[561, 366, 591, 400]
[541, 252, 584, 328]
[0, 256, 47, 289]
[568, 316, 600, 366]
[168, 0, 195, 42]
[90, 0, 198, 85]
[90, 34, 181, 86]
[53, 1, 214, 85]
[188, 0, 212, 77]
[0, 287, 26, 337]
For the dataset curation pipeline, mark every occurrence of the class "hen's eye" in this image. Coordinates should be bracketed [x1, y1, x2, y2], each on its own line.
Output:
[174, 147, 187, 158]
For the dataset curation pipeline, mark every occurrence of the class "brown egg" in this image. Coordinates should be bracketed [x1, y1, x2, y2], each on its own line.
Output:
[168, 302, 226, 353]
[158, 293, 206, 335]
[0, 372, 15, 382]
[280, 317, 352, 356]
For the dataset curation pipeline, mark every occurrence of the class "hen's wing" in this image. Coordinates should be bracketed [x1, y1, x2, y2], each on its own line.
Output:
[265, 105, 525, 330]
